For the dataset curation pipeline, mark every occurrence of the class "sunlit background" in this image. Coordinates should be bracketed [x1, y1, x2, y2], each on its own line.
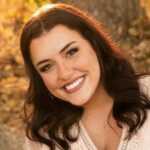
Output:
[0, 0, 150, 149]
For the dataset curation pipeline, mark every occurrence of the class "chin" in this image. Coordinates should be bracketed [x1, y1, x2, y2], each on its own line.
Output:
[68, 97, 90, 106]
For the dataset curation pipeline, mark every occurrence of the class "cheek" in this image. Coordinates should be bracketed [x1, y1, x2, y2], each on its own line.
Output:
[78, 51, 100, 73]
[40, 74, 57, 90]
[93, 57, 101, 74]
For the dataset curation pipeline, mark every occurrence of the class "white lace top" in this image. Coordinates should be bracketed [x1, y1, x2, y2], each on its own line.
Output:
[24, 76, 150, 150]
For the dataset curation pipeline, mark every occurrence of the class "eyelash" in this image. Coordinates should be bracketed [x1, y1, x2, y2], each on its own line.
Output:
[39, 47, 79, 73]
[39, 64, 52, 72]
[66, 47, 79, 57]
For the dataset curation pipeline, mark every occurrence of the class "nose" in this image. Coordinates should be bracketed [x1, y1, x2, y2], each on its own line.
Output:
[57, 61, 73, 81]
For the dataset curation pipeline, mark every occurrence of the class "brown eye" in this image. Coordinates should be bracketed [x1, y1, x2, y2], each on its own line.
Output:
[66, 47, 78, 57]
[39, 64, 52, 72]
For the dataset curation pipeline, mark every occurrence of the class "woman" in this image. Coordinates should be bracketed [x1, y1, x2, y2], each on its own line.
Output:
[20, 3, 150, 150]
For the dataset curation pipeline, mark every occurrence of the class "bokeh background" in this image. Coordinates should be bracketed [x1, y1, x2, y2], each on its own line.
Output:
[0, 0, 150, 149]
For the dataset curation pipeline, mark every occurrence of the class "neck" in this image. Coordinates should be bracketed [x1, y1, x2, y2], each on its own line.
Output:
[80, 85, 122, 150]
[81, 85, 114, 128]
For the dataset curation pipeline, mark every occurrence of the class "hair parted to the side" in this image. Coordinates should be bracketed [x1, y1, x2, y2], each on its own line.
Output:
[20, 3, 150, 150]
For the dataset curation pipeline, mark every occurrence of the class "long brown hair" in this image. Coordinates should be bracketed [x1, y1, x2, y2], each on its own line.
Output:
[20, 3, 150, 150]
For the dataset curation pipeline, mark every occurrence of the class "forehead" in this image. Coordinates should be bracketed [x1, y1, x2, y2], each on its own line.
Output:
[30, 25, 84, 62]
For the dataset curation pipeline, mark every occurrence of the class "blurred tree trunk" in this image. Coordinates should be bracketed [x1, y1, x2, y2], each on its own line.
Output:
[0, 125, 23, 150]
[54, 0, 144, 40]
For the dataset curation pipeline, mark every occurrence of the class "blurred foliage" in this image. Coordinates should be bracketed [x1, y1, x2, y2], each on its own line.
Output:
[141, 0, 150, 18]
[31, 0, 58, 6]
[0, 0, 149, 138]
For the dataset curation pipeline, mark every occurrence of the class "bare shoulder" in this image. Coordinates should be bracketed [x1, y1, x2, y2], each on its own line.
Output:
[23, 137, 48, 150]
[23, 136, 63, 150]
[138, 76, 150, 147]
[138, 75, 150, 98]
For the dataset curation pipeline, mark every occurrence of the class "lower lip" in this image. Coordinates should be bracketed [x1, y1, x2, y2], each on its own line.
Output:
[64, 75, 86, 94]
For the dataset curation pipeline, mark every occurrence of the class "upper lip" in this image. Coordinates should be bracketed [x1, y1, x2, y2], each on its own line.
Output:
[61, 75, 85, 88]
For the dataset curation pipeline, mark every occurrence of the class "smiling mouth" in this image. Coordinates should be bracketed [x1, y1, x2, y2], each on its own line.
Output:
[63, 75, 86, 93]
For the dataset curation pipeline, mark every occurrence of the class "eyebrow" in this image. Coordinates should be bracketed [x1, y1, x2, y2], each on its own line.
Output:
[36, 41, 76, 67]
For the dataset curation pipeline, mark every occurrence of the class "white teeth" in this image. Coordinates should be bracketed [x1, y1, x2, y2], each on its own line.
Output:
[65, 77, 84, 90]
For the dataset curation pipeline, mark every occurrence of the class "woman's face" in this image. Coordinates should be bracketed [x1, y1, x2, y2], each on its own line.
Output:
[30, 24, 101, 106]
